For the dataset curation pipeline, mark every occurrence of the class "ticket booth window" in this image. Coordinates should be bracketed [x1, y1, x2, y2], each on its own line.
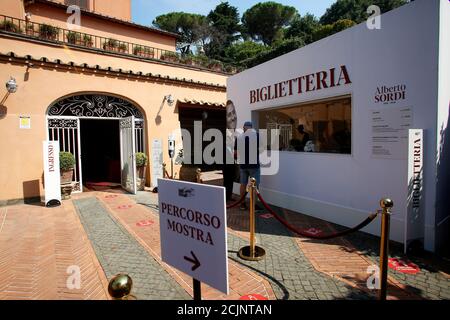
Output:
[259, 96, 352, 154]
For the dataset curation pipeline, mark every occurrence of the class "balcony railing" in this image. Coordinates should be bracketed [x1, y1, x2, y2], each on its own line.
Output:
[0, 14, 241, 74]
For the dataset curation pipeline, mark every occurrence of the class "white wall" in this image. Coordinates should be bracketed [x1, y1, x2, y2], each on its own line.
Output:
[434, 0, 450, 253]
[228, 0, 441, 247]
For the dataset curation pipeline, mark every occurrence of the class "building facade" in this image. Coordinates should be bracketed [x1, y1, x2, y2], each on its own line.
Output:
[228, 0, 450, 255]
[0, 0, 229, 203]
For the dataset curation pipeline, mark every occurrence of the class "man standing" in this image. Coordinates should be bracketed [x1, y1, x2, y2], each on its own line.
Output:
[235, 121, 260, 210]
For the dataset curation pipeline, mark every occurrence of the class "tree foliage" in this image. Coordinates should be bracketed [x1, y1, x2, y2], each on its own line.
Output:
[224, 41, 268, 63]
[285, 13, 319, 45]
[320, 0, 408, 25]
[312, 19, 356, 42]
[205, 2, 241, 60]
[153, 12, 209, 53]
[242, 2, 298, 46]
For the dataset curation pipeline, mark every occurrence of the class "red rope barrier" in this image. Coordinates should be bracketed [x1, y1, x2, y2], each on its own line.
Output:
[256, 190, 379, 240]
[164, 169, 171, 179]
[227, 193, 247, 209]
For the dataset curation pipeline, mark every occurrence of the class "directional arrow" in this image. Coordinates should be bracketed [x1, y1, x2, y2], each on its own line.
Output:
[184, 251, 201, 271]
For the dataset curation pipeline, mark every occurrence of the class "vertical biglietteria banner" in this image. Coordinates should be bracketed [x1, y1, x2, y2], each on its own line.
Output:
[405, 129, 424, 253]
[43, 141, 62, 206]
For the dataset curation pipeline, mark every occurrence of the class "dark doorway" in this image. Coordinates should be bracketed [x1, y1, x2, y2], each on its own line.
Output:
[178, 106, 226, 171]
[80, 119, 121, 185]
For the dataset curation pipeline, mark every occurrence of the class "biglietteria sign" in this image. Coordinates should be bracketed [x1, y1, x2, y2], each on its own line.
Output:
[158, 179, 229, 294]
[250, 65, 351, 104]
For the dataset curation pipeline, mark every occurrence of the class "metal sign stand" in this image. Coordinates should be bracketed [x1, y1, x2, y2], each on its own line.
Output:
[193, 279, 202, 301]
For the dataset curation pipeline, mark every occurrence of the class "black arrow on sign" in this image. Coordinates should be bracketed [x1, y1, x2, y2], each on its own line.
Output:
[184, 251, 201, 271]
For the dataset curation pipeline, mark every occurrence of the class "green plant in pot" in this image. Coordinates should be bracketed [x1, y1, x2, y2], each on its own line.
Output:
[39, 23, 59, 40]
[176, 149, 198, 182]
[136, 152, 148, 191]
[0, 20, 22, 33]
[60, 152, 75, 184]
[66, 31, 81, 44]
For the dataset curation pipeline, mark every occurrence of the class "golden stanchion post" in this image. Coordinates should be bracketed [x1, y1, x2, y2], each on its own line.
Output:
[379, 198, 393, 301]
[196, 168, 202, 184]
[108, 274, 137, 300]
[238, 178, 266, 261]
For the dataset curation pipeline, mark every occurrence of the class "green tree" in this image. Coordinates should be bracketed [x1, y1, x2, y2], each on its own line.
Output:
[320, 0, 408, 25]
[205, 2, 241, 60]
[312, 19, 356, 42]
[242, 2, 298, 46]
[285, 13, 319, 45]
[153, 12, 209, 53]
[243, 37, 305, 68]
[224, 41, 268, 63]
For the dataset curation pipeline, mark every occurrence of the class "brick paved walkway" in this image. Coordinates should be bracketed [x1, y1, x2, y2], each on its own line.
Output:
[0, 202, 109, 300]
[73, 197, 190, 300]
[103, 192, 276, 300]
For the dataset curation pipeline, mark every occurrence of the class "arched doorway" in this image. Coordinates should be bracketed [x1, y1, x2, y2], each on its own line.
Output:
[46, 94, 146, 194]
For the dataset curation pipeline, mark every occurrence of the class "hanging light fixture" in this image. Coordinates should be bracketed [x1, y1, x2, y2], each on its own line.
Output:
[6, 77, 18, 94]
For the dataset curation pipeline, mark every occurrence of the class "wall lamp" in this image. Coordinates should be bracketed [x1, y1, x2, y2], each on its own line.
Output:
[6, 77, 18, 94]
[164, 94, 175, 106]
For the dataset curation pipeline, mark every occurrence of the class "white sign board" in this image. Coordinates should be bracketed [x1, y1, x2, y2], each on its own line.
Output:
[371, 106, 413, 159]
[158, 179, 229, 294]
[151, 139, 163, 187]
[43, 141, 61, 206]
[405, 129, 424, 253]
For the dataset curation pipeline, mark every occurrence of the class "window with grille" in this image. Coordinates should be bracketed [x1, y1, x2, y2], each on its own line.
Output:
[64, 0, 89, 10]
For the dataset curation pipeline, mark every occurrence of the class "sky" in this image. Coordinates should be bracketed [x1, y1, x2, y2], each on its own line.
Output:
[132, 0, 337, 27]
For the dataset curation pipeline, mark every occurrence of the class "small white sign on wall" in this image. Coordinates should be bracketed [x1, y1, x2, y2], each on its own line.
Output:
[151, 139, 163, 187]
[19, 116, 31, 129]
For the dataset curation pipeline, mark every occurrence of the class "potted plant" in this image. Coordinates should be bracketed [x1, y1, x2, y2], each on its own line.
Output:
[118, 43, 128, 53]
[176, 149, 198, 182]
[0, 20, 22, 33]
[103, 38, 118, 51]
[66, 31, 81, 45]
[60, 151, 75, 184]
[133, 46, 154, 58]
[135, 152, 148, 191]
[160, 51, 179, 63]
[25, 23, 34, 36]
[208, 59, 224, 72]
[82, 34, 93, 47]
[38, 23, 59, 41]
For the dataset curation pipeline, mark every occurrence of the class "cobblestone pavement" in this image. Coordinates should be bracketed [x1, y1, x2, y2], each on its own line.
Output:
[73, 197, 190, 300]
[132, 191, 371, 300]
[228, 214, 373, 300]
[342, 229, 450, 300]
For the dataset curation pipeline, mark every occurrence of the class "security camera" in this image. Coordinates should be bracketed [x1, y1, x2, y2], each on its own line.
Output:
[6, 78, 18, 93]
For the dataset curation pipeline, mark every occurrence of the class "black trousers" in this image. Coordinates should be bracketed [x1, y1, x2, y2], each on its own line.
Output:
[223, 164, 236, 201]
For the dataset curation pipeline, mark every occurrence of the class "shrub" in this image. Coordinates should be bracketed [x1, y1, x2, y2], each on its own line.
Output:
[82, 34, 93, 46]
[118, 43, 128, 52]
[136, 153, 148, 167]
[103, 38, 118, 49]
[60, 152, 75, 171]
[66, 31, 81, 44]
[160, 51, 180, 62]
[39, 24, 59, 39]
[0, 20, 22, 33]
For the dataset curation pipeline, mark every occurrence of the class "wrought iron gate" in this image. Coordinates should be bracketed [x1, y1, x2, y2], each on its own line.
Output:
[47, 117, 83, 192]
